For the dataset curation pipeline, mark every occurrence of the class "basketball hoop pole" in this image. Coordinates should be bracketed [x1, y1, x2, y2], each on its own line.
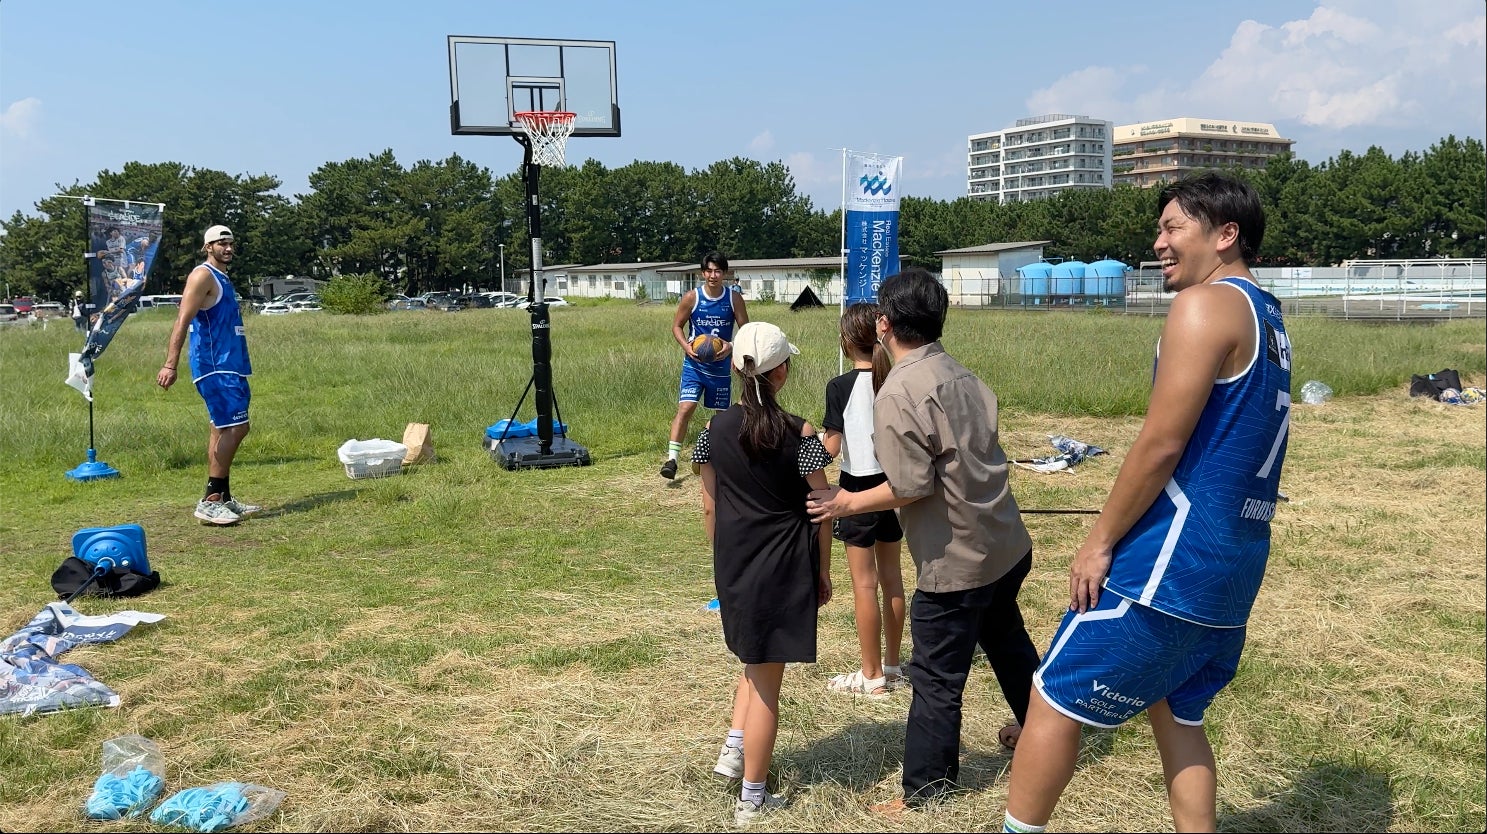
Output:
[481, 134, 589, 470]
[519, 135, 557, 456]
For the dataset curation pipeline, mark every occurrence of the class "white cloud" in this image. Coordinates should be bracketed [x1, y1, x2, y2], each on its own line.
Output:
[748, 130, 775, 153]
[1024, 1, 1484, 140]
[0, 97, 42, 139]
[783, 151, 836, 189]
[1026, 67, 1144, 122]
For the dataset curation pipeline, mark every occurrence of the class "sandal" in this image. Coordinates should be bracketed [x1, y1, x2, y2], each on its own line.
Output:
[883, 664, 907, 690]
[998, 722, 1022, 750]
[826, 670, 891, 697]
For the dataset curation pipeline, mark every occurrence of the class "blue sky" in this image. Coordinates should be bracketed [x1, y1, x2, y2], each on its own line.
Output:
[1, 0, 1482, 221]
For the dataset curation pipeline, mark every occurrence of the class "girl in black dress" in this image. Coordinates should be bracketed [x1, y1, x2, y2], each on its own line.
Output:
[694, 321, 834, 825]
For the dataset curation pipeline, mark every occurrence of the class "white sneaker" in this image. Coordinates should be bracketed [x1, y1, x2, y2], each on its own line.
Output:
[223, 497, 262, 517]
[194, 499, 241, 526]
[733, 792, 787, 826]
[714, 745, 744, 779]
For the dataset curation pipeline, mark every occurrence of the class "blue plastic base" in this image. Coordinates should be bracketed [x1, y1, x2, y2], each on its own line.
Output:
[73, 524, 149, 574]
[66, 449, 121, 481]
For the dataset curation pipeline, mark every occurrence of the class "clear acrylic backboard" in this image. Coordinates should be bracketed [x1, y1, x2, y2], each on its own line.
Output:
[448, 36, 619, 137]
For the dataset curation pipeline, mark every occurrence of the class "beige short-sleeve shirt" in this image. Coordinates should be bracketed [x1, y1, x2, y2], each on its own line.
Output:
[872, 342, 1032, 592]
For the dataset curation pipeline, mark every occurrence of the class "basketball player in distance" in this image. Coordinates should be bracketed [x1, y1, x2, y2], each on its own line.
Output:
[157, 225, 260, 526]
[1003, 173, 1292, 834]
[661, 250, 749, 479]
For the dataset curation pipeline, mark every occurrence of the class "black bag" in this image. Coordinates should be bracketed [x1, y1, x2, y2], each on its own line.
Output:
[1409, 368, 1463, 400]
[51, 556, 161, 599]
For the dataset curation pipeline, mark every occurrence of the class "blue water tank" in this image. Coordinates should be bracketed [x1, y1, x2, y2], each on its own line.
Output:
[1017, 263, 1052, 302]
[1051, 261, 1087, 296]
[1086, 259, 1130, 299]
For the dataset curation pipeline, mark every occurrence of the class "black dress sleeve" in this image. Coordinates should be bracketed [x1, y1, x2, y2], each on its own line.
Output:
[797, 435, 832, 477]
[691, 427, 711, 465]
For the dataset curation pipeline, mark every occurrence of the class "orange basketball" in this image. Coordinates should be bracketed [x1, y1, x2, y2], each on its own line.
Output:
[690, 333, 725, 362]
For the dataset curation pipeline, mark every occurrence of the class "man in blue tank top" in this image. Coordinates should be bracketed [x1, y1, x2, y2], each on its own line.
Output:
[1004, 174, 1292, 834]
[156, 225, 259, 526]
[660, 251, 748, 479]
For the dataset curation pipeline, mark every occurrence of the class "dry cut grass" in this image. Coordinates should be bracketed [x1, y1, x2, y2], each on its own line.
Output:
[1, 386, 1483, 833]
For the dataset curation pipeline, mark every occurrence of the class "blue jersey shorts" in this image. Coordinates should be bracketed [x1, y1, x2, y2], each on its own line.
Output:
[679, 363, 730, 410]
[1033, 589, 1245, 728]
[195, 372, 251, 429]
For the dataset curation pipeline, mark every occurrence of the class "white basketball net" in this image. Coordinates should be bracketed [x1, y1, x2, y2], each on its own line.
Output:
[514, 111, 577, 167]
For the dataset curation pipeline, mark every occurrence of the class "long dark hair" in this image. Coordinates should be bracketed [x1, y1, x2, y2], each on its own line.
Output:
[735, 356, 792, 460]
[840, 302, 890, 392]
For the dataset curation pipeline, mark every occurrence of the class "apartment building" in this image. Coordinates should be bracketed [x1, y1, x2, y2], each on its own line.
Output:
[1112, 118, 1293, 187]
[967, 114, 1112, 203]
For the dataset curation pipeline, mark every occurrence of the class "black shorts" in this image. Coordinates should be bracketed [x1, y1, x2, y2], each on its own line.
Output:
[833, 509, 903, 548]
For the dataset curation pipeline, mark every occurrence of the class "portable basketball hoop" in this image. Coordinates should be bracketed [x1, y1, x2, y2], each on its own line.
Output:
[448, 36, 619, 470]
[514, 111, 576, 167]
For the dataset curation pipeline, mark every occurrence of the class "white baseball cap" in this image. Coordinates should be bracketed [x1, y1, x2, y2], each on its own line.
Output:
[732, 321, 799, 374]
[203, 224, 234, 245]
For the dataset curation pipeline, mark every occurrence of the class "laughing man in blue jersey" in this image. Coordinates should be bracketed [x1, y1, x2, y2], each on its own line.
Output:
[1004, 173, 1292, 834]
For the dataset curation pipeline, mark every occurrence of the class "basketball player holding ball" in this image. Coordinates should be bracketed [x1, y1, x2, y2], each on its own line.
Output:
[662, 250, 749, 479]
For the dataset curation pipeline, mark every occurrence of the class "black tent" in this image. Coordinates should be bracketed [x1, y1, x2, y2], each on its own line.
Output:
[790, 285, 824, 311]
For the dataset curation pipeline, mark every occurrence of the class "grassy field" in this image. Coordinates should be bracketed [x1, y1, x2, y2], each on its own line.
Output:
[0, 302, 1483, 832]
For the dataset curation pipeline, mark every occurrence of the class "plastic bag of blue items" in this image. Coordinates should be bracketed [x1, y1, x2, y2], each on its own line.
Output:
[150, 782, 286, 832]
[85, 735, 166, 819]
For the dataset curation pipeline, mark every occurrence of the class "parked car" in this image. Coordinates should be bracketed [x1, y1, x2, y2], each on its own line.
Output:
[288, 299, 322, 313]
[387, 296, 428, 311]
[33, 301, 66, 318]
[522, 295, 570, 309]
[11, 297, 34, 316]
[481, 291, 522, 308]
[0, 303, 17, 322]
[457, 293, 495, 309]
[255, 291, 318, 311]
[259, 302, 292, 316]
[424, 292, 465, 312]
[138, 294, 184, 309]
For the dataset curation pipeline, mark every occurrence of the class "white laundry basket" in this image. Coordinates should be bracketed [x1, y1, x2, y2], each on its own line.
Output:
[337, 439, 409, 479]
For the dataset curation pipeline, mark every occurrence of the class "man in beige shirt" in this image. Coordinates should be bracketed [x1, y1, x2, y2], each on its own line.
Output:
[807, 268, 1039, 810]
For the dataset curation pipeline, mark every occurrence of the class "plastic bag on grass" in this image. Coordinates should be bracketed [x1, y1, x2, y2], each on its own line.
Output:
[85, 734, 166, 819]
[1300, 380, 1333, 404]
[149, 782, 286, 832]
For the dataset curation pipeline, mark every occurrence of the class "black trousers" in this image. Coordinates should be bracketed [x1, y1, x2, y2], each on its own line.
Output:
[902, 549, 1039, 804]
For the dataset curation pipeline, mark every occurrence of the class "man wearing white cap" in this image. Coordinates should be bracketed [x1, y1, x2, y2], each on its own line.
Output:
[156, 224, 259, 525]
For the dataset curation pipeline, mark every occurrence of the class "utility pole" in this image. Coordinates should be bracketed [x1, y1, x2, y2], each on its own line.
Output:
[499, 243, 506, 292]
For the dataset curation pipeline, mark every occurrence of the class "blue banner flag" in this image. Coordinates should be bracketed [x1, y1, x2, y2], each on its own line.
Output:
[843, 152, 902, 306]
[71, 201, 163, 394]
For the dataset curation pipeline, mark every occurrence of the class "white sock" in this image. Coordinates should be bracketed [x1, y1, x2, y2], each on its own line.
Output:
[1003, 810, 1046, 832]
[667, 441, 682, 461]
[725, 729, 744, 749]
[741, 779, 766, 805]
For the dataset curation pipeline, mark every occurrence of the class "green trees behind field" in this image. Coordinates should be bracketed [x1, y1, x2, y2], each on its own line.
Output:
[2, 136, 1482, 302]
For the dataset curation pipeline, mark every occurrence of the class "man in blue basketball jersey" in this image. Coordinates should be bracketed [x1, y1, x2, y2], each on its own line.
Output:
[157, 225, 260, 526]
[1004, 174, 1292, 834]
[660, 251, 748, 479]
